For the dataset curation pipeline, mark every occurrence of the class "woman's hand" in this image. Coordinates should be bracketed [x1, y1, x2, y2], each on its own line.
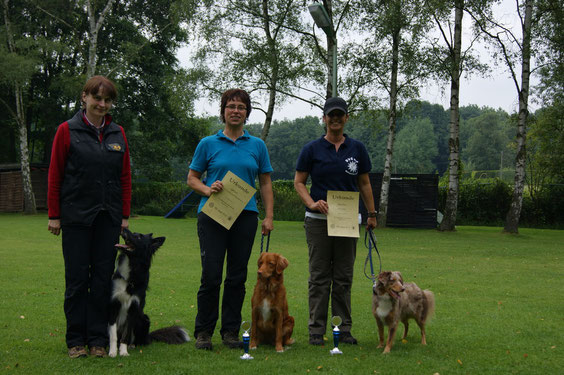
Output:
[48, 219, 61, 236]
[208, 180, 224, 196]
[309, 200, 329, 215]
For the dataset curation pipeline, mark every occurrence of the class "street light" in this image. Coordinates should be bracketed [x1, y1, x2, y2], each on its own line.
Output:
[308, 3, 338, 97]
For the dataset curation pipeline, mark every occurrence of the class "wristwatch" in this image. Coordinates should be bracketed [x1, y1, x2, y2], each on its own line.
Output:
[367, 212, 377, 218]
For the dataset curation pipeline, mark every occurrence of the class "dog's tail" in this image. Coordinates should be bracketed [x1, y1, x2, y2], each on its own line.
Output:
[423, 290, 435, 323]
[149, 326, 190, 344]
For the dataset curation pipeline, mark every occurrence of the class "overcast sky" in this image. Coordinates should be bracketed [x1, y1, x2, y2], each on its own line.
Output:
[178, 0, 534, 123]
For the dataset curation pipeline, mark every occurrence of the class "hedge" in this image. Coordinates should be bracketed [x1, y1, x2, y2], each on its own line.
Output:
[132, 179, 564, 228]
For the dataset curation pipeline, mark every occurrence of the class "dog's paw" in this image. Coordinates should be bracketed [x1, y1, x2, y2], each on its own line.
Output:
[250, 346, 257, 350]
[108, 349, 117, 358]
[119, 343, 129, 357]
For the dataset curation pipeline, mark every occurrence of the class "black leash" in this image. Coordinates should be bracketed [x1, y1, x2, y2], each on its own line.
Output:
[364, 228, 382, 284]
[260, 233, 270, 253]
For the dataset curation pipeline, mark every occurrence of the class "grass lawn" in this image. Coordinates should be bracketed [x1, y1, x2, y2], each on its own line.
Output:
[1, 213, 563, 374]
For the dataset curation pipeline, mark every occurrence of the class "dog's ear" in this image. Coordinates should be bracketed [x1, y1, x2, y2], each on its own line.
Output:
[397, 271, 403, 283]
[151, 236, 166, 253]
[258, 252, 265, 266]
[378, 271, 389, 283]
[276, 255, 288, 274]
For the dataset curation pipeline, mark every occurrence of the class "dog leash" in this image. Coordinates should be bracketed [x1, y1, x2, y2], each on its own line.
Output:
[364, 228, 382, 284]
[260, 233, 270, 253]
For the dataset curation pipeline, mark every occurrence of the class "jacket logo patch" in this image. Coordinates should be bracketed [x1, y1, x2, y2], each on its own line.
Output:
[345, 157, 359, 175]
[109, 143, 122, 151]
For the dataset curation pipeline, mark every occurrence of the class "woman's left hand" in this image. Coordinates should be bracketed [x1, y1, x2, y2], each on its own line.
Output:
[366, 216, 377, 230]
[261, 217, 273, 235]
[121, 218, 129, 231]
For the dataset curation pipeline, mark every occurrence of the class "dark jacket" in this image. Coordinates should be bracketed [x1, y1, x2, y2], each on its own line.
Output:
[48, 110, 131, 226]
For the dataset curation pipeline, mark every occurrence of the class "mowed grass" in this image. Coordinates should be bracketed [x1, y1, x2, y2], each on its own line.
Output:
[1, 213, 563, 374]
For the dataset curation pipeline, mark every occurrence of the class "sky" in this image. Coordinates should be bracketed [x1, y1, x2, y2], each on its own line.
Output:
[178, 0, 533, 124]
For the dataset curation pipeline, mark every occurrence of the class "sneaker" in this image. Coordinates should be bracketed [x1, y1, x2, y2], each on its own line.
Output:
[68, 346, 88, 358]
[195, 332, 213, 350]
[222, 331, 243, 349]
[340, 332, 358, 345]
[89, 346, 107, 357]
[309, 334, 324, 346]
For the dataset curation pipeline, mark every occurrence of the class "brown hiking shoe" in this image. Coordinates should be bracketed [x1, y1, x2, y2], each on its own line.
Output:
[89, 346, 107, 357]
[195, 332, 213, 350]
[68, 346, 88, 358]
[222, 331, 243, 349]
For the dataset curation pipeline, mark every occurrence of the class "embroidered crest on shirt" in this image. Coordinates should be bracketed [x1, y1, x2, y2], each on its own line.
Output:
[109, 143, 122, 151]
[345, 157, 359, 175]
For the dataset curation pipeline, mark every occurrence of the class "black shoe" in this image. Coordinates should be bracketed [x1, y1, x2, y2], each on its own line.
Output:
[222, 331, 243, 349]
[309, 334, 324, 346]
[340, 332, 358, 345]
[195, 332, 213, 350]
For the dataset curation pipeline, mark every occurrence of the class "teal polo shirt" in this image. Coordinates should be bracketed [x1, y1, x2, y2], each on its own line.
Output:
[189, 130, 273, 213]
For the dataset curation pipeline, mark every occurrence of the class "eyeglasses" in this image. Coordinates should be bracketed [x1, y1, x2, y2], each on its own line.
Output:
[225, 104, 247, 112]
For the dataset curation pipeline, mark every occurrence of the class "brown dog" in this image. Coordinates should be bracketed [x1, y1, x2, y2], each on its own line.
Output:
[372, 271, 435, 353]
[250, 252, 295, 352]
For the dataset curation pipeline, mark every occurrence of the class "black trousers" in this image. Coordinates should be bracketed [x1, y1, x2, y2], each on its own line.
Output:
[61, 211, 119, 348]
[194, 211, 258, 338]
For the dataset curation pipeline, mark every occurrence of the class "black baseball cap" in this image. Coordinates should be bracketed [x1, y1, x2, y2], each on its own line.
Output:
[323, 97, 348, 115]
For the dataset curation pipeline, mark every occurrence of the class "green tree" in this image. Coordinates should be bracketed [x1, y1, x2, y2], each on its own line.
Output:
[394, 118, 438, 173]
[402, 100, 449, 173]
[463, 110, 509, 170]
[3, 0, 203, 182]
[265, 116, 324, 180]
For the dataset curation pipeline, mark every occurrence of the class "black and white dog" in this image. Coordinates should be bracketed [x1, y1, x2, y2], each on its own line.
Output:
[108, 228, 189, 357]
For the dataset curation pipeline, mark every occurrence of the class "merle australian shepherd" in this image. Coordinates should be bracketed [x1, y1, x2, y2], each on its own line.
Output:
[108, 228, 189, 357]
[372, 271, 435, 354]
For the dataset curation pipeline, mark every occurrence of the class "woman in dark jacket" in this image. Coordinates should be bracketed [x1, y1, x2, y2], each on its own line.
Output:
[47, 75, 132, 358]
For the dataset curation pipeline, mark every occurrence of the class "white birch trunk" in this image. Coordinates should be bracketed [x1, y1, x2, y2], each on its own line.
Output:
[377, 29, 400, 227]
[86, 0, 115, 78]
[3, 0, 36, 214]
[439, 0, 463, 231]
[504, 0, 532, 233]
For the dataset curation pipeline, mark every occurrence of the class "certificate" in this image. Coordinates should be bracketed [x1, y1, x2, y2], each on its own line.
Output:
[201, 171, 256, 230]
[326, 190, 359, 238]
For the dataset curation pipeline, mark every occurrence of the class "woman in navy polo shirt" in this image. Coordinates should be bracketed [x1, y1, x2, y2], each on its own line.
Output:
[294, 97, 377, 346]
[187, 88, 274, 350]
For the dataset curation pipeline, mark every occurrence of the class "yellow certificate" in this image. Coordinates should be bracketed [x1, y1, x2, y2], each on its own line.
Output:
[326, 190, 359, 238]
[201, 171, 256, 230]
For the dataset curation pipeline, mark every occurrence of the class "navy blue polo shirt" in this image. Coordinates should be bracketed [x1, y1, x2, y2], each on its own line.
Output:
[296, 134, 372, 213]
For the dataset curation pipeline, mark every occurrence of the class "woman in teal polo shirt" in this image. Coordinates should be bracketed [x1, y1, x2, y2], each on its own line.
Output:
[187, 88, 274, 350]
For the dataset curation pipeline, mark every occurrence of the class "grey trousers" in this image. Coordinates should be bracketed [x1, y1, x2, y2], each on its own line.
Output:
[304, 216, 357, 335]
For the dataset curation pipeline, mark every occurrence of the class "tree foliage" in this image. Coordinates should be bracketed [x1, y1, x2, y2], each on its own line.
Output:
[0, 0, 206, 182]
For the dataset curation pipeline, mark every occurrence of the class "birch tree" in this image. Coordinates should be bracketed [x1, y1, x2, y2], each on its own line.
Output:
[86, 0, 116, 77]
[472, 0, 535, 234]
[352, 0, 434, 227]
[2, 0, 36, 213]
[436, 0, 463, 231]
[191, 0, 315, 140]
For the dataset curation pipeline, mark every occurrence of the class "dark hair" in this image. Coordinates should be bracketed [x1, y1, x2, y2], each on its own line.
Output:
[220, 89, 252, 123]
[82, 75, 118, 102]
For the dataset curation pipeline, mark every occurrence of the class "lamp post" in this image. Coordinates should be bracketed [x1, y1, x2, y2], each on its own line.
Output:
[308, 2, 337, 97]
